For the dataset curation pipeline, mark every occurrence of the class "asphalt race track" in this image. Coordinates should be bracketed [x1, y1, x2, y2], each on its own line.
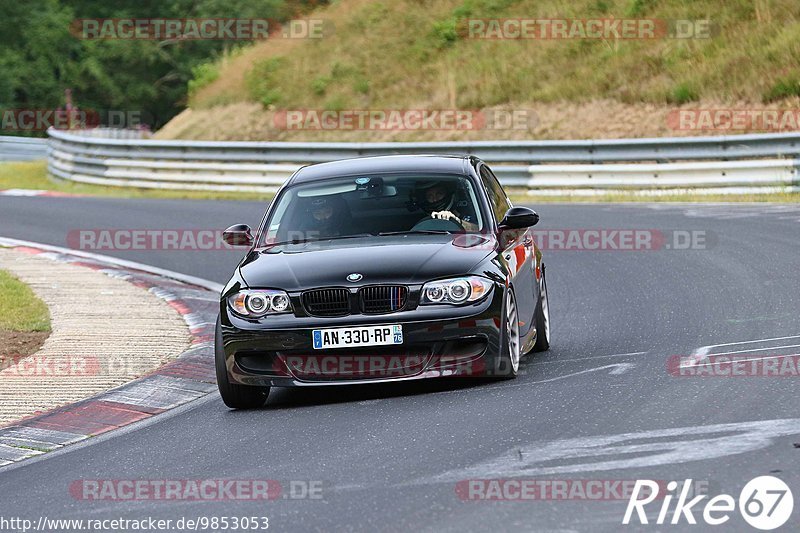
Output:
[1, 196, 800, 531]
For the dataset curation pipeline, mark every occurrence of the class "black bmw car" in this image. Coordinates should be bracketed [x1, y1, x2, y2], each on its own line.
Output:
[216, 155, 550, 408]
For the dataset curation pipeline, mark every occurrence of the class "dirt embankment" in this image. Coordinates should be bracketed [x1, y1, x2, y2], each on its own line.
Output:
[156, 98, 800, 142]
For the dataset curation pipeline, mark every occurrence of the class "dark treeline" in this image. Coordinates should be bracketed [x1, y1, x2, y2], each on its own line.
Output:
[0, 0, 327, 134]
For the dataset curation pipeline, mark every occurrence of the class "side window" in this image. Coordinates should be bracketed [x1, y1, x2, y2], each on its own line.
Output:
[479, 165, 512, 224]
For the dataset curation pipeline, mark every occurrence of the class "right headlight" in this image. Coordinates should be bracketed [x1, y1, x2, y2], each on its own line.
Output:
[227, 289, 293, 318]
[420, 276, 493, 306]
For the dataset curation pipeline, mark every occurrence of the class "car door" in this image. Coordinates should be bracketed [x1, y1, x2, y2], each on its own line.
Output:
[479, 164, 538, 337]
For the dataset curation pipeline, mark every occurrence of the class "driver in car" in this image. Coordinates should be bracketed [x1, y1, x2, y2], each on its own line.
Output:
[416, 181, 478, 231]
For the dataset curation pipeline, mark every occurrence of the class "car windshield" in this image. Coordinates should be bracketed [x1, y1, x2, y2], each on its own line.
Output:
[260, 174, 485, 246]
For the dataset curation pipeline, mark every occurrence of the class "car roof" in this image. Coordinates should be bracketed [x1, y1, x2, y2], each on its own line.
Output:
[287, 155, 478, 185]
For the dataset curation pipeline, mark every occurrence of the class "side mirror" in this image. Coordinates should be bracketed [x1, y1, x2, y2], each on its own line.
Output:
[223, 224, 253, 247]
[498, 207, 539, 230]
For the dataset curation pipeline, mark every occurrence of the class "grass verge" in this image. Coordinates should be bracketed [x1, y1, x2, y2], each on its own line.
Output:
[0, 269, 50, 333]
[510, 191, 800, 203]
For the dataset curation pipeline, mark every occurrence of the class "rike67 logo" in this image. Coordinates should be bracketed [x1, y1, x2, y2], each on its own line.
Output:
[623, 476, 793, 530]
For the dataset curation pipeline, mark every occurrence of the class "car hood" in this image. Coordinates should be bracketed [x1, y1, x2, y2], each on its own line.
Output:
[238, 234, 496, 290]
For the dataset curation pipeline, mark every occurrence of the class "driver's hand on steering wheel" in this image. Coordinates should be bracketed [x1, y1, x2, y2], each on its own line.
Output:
[431, 210, 460, 224]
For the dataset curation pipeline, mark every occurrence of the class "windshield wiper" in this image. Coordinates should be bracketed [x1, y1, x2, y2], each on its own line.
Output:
[377, 230, 453, 236]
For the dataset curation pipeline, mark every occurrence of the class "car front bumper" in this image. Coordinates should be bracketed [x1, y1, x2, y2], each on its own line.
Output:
[219, 287, 505, 387]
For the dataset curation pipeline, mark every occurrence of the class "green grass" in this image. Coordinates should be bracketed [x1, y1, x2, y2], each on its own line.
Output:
[764, 76, 800, 102]
[510, 191, 800, 203]
[0, 269, 50, 332]
[0, 161, 275, 201]
[190, 0, 800, 113]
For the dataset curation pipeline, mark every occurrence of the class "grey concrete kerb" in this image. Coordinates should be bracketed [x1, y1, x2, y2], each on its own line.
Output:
[0, 239, 220, 467]
[0, 247, 190, 426]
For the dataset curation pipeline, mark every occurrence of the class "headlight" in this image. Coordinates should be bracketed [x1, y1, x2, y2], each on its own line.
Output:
[420, 276, 493, 305]
[227, 289, 293, 317]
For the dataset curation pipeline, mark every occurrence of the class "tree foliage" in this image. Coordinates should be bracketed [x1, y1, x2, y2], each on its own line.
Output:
[0, 0, 327, 133]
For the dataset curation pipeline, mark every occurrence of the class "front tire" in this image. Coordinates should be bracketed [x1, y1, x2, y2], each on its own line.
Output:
[493, 289, 520, 379]
[215, 317, 270, 409]
[533, 266, 550, 352]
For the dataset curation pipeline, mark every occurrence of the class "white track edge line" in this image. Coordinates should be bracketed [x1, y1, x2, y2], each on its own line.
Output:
[0, 236, 223, 293]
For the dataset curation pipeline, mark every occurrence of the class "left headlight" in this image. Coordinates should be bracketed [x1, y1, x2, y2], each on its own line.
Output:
[227, 289, 293, 318]
[420, 276, 493, 306]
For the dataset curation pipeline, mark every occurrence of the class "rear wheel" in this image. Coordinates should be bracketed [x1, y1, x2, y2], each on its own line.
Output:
[494, 289, 520, 379]
[533, 266, 550, 352]
[215, 317, 270, 409]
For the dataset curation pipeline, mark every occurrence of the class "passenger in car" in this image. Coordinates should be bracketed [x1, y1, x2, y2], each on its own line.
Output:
[302, 195, 352, 238]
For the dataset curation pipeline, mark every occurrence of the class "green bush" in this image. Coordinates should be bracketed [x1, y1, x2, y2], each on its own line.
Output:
[311, 76, 332, 96]
[246, 57, 286, 106]
[188, 61, 219, 97]
[764, 77, 800, 102]
[353, 77, 370, 95]
[668, 82, 699, 104]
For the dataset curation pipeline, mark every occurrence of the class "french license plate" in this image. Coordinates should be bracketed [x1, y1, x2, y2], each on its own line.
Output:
[312, 325, 403, 350]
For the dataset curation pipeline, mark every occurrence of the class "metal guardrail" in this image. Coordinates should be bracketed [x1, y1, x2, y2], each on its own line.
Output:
[68, 128, 152, 140]
[46, 128, 800, 194]
[0, 136, 47, 161]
